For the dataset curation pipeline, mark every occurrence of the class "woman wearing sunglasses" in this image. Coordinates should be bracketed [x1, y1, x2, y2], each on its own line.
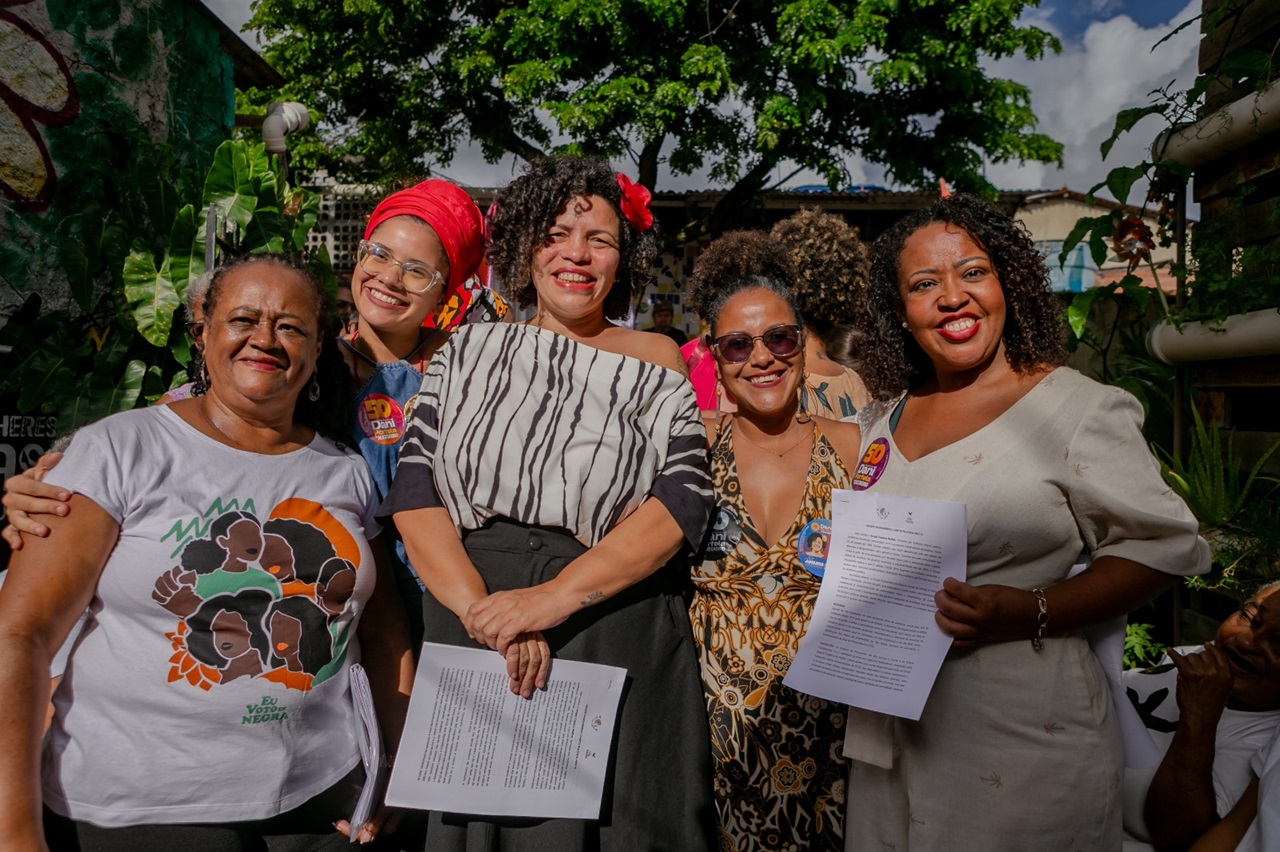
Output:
[685, 230, 861, 851]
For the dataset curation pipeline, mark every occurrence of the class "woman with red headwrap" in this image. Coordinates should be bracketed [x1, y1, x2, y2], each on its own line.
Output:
[337, 179, 488, 646]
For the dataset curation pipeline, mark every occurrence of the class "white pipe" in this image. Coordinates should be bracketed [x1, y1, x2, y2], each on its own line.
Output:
[261, 101, 310, 154]
[1147, 308, 1280, 364]
[1152, 85, 1280, 168]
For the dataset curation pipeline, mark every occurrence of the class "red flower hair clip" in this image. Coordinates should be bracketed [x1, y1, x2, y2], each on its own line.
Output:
[616, 173, 654, 232]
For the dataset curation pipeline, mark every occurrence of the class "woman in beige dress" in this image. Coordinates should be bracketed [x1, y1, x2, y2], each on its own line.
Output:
[843, 194, 1209, 851]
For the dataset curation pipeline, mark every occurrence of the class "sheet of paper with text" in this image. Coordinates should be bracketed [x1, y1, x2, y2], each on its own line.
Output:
[784, 489, 966, 720]
[386, 643, 626, 819]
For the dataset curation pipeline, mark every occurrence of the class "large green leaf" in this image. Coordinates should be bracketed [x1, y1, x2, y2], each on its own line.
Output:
[1059, 214, 1110, 267]
[122, 242, 181, 347]
[1066, 289, 1102, 339]
[166, 204, 205, 306]
[203, 140, 272, 233]
[1105, 165, 1148, 206]
[57, 208, 130, 312]
[59, 229, 96, 313]
[132, 147, 183, 239]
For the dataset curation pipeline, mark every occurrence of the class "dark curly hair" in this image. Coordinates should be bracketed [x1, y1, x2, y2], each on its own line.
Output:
[686, 230, 803, 336]
[769, 208, 870, 336]
[195, 253, 353, 447]
[487, 156, 658, 320]
[858, 194, 1066, 399]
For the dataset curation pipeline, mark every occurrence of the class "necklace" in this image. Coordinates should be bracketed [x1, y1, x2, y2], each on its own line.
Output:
[352, 326, 434, 372]
[732, 420, 814, 458]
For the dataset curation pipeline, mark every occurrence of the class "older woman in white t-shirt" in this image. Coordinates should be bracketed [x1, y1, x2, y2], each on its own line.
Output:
[0, 255, 413, 851]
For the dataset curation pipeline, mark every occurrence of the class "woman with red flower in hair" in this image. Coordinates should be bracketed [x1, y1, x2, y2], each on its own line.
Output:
[380, 155, 718, 851]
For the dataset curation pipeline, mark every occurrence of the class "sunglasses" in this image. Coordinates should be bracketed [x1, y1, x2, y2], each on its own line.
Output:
[709, 324, 802, 363]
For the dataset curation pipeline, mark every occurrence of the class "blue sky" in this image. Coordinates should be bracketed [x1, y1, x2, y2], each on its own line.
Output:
[207, 0, 1201, 200]
[1047, 0, 1195, 39]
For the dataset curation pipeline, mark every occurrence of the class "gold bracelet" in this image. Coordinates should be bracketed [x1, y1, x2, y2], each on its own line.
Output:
[1031, 588, 1049, 651]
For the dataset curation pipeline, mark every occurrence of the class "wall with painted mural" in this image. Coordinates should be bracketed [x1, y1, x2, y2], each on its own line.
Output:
[0, 0, 238, 534]
[0, 0, 234, 319]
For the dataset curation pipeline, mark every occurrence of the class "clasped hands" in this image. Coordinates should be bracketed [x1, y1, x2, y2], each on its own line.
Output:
[462, 585, 574, 700]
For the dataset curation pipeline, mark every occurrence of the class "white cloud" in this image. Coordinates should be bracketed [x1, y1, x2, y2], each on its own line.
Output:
[980, 0, 1200, 200]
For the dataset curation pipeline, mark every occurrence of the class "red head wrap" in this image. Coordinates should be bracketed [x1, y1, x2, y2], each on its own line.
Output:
[362, 179, 486, 315]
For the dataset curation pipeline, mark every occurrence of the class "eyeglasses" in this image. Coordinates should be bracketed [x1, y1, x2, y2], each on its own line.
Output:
[357, 240, 443, 294]
[709, 324, 802, 363]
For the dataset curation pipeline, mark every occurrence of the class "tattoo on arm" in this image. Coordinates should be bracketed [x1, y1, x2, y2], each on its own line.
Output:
[580, 591, 604, 608]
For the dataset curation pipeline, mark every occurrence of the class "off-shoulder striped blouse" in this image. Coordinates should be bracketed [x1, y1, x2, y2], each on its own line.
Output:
[380, 322, 711, 548]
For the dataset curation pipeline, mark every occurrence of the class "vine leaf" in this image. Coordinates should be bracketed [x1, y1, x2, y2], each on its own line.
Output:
[1067, 289, 1103, 339]
[1100, 105, 1166, 159]
[1105, 165, 1149, 207]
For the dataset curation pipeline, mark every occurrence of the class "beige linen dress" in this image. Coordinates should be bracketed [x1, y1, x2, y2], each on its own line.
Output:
[843, 368, 1209, 852]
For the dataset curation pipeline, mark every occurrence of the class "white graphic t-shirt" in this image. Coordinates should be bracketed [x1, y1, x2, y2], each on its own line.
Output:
[41, 405, 379, 827]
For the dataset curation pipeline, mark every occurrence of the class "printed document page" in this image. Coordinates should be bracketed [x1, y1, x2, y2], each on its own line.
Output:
[386, 643, 626, 819]
[784, 489, 966, 719]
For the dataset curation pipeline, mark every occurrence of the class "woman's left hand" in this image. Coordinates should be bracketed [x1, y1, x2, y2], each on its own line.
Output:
[934, 578, 1036, 648]
[464, 586, 572, 653]
[335, 806, 402, 845]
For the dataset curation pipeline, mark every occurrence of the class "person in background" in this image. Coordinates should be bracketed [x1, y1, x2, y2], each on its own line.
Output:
[686, 230, 860, 851]
[769, 208, 871, 419]
[1191, 724, 1280, 851]
[644, 300, 689, 344]
[1124, 582, 1280, 851]
[0, 254, 413, 851]
[334, 283, 358, 337]
[844, 193, 1209, 852]
[380, 155, 717, 850]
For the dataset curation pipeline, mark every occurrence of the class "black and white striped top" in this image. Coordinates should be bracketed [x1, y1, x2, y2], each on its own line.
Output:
[380, 323, 712, 548]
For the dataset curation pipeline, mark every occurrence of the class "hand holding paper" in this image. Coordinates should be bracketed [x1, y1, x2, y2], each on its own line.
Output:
[783, 489, 967, 720]
[386, 643, 625, 820]
[934, 577, 1040, 648]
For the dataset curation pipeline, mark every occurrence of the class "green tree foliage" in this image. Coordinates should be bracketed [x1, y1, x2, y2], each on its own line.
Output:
[250, 0, 1063, 232]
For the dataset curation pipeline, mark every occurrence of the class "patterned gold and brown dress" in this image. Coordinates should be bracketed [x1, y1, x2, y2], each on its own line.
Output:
[690, 420, 851, 852]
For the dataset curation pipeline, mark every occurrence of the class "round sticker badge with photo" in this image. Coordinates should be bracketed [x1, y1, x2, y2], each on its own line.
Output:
[797, 519, 832, 578]
[357, 393, 406, 446]
[851, 436, 891, 490]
